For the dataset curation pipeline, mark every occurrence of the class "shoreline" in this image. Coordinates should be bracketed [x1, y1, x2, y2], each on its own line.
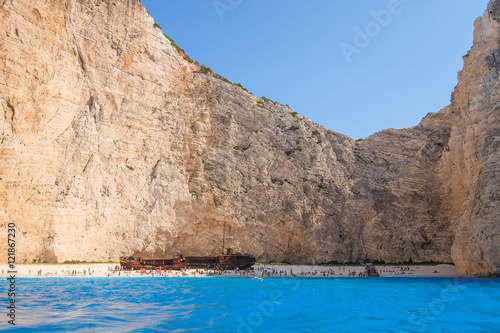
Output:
[0, 263, 468, 278]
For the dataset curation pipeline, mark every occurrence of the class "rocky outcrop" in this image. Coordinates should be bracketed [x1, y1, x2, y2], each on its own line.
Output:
[441, 2, 500, 276]
[0, 0, 498, 276]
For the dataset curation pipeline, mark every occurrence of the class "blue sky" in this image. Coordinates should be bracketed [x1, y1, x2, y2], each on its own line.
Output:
[141, 0, 490, 139]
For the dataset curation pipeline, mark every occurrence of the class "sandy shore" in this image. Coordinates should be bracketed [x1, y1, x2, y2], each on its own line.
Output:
[0, 263, 464, 278]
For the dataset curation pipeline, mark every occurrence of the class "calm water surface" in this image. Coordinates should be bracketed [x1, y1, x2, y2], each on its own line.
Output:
[2, 277, 499, 332]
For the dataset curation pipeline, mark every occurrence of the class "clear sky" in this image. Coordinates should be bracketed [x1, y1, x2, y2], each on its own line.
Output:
[141, 0, 490, 139]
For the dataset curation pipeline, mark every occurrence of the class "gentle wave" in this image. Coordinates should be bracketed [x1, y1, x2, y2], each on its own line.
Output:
[1, 277, 499, 332]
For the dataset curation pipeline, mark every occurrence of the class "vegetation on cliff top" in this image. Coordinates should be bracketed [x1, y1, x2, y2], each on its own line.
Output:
[153, 23, 289, 101]
[154, 22, 195, 64]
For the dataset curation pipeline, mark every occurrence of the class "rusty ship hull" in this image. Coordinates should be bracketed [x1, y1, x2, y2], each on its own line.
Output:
[120, 249, 255, 271]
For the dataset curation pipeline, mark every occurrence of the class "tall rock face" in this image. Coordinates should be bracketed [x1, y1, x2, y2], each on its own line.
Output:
[0, 0, 498, 275]
[352, 111, 455, 265]
[443, 2, 500, 276]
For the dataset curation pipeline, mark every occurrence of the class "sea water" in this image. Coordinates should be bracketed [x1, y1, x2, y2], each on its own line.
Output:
[2, 277, 499, 332]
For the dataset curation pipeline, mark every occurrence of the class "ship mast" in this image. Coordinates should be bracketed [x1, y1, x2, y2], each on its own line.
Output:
[222, 220, 226, 254]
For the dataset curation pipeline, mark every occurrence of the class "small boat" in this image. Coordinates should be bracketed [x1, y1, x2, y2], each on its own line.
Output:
[363, 263, 380, 277]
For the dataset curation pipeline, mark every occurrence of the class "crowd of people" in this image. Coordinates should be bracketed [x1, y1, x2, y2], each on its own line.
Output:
[1, 264, 449, 278]
[256, 265, 366, 277]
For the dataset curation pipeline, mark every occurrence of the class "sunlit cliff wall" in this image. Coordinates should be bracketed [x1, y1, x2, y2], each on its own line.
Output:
[0, 0, 498, 275]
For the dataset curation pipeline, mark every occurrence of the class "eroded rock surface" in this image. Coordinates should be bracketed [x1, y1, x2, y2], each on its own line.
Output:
[0, 0, 498, 276]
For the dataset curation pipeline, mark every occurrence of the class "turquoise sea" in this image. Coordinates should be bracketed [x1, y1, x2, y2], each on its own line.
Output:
[3, 277, 500, 332]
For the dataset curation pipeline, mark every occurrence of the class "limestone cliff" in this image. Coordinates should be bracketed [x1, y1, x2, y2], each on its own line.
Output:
[442, 2, 500, 276]
[0, 0, 498, 276]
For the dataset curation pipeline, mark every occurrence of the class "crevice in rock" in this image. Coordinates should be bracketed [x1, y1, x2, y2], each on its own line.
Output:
[74, 45, 86, 72]
[5, 100, 15, 133]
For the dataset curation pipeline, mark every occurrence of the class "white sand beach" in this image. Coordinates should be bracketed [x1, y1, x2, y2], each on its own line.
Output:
[0, 263, 464, 278]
